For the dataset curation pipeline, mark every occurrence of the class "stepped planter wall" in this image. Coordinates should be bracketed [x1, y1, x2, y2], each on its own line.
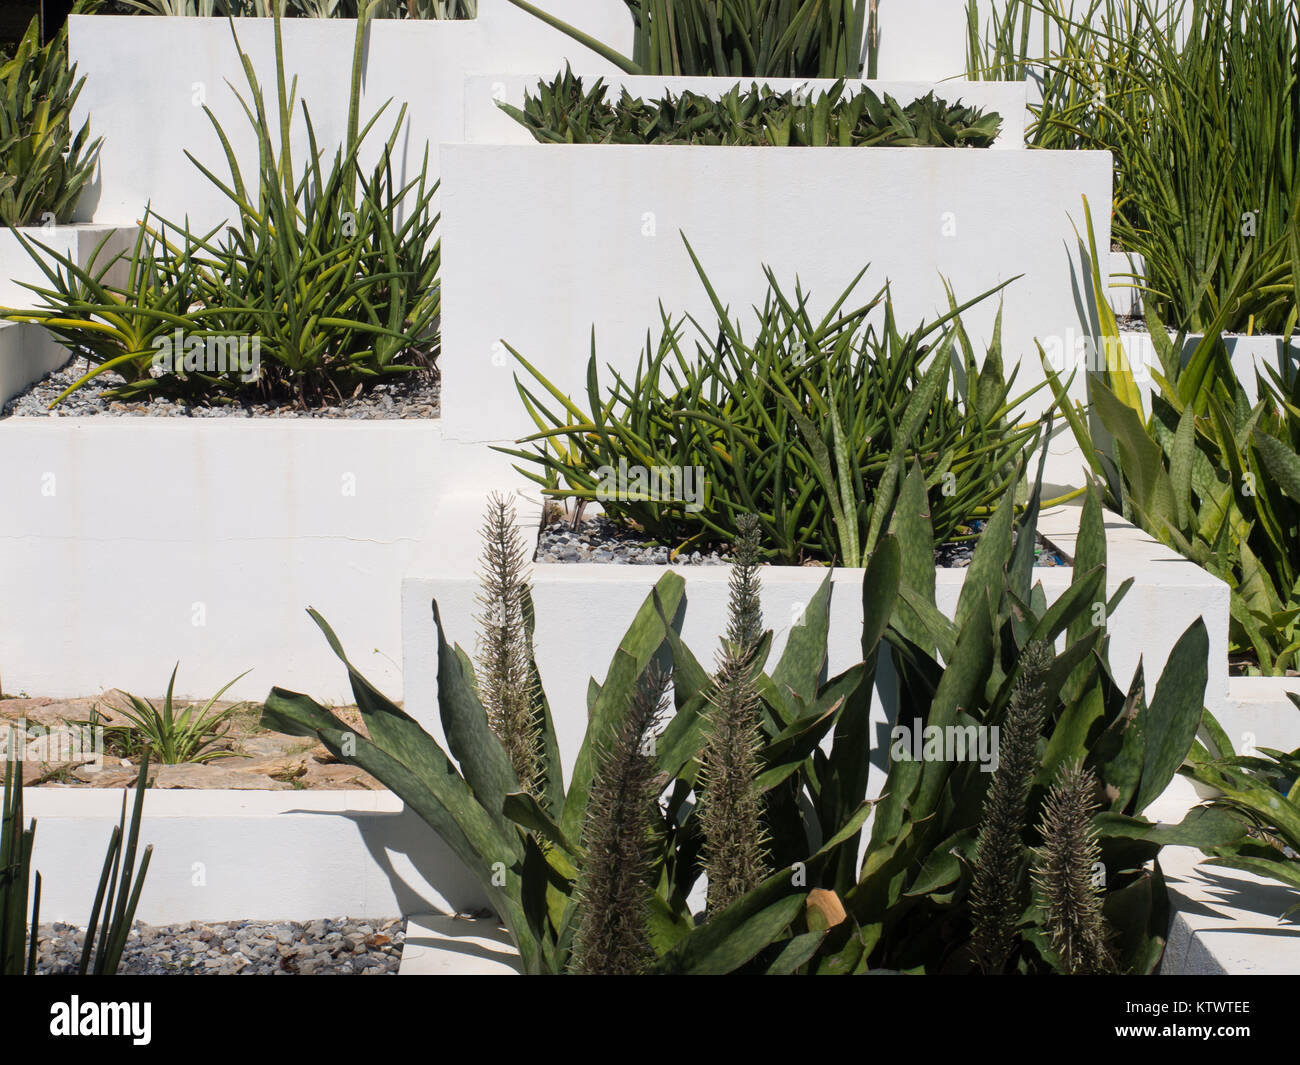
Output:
[0, 421, 519, 703]
[1118, 331, 1300, 407]
[65, 6, 633, 230]
[401, 502, 1232, 784]
[438, 142, 1112, 487]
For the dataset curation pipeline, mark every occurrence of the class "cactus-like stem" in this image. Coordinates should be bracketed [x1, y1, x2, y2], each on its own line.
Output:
[1033, 761, 1115, 975]
[569, 665, 669, 975]
[726, 513, 764, 656]
[970, 640, 1053, 974]
[699, 513, 769, 914]
[473, 492, 542, 796]
[699, 641, 770, 913]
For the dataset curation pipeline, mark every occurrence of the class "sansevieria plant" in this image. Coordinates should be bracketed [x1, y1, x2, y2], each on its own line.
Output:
[0, 16, 101, 226]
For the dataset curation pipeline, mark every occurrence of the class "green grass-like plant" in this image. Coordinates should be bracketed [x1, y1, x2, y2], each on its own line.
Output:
[86, 665, 251, 765]
[498, 234, 1049, 565]
[968, 0, 1300, 335]
[3, 11, 440, 407]
[504, 70, 1002, 148]
[501, 0, 878, 78]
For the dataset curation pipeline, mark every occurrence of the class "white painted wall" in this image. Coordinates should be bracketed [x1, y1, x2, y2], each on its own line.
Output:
[0, 323, 67, 409]
[439, 143, 1112, 488]
[465, 74, 1029, 148]
[66, 7, 632, 230]
[0, 421, 521, 703]
[23, 789, 483, 923]
[0, 225, 136, 310]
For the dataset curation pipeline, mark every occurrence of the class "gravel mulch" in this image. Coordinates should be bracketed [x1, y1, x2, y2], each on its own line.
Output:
[536, 514, 729, 566]
[537, 515, 1068, 568]
[34, 918, 404, 975]
[1, 358, 440, 420]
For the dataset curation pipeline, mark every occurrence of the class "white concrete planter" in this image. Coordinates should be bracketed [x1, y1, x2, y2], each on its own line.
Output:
[0, 223, 136, 309]
[22, 788, 482, 924]
[1119, 330, 1299, 407]
[0, 322, 68, 409]
[66, 8, 633, 230]
[402, 501, 1230, 789]
[439, 143, 1112, 488]
[0, 224, 138, 406]
[465, 74, 1029, 149]
[0, 419, 523, 703]
[1218, 675, 1300, 755]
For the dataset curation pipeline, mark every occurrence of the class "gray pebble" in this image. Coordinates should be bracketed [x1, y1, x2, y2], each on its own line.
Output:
[32, 917, 404, 975]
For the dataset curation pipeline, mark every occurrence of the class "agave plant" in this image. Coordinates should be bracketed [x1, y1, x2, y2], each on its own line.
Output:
[497, 234, 1049, 565]
[2, 746, 154, 975]
[504, 70, 1002, 148]
[0, 16, 101, 226]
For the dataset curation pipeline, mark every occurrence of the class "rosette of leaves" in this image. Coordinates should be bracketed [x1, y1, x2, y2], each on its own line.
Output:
[503, 71, 1002, 148]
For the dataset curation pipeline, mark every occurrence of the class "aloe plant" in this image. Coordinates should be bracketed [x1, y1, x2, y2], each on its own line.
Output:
[0, 16, 101, 226]
[82, 665, 251, 765]
[498, 234, 1050, 565]
[3, 11, 440, 407]
[504, 71, 1002, 148]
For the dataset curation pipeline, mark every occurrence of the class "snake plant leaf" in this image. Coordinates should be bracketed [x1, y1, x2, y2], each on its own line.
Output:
[1133, 618, 1209, 815]
[770, 572, 833, 709]
[954, 478, 1014, 632]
